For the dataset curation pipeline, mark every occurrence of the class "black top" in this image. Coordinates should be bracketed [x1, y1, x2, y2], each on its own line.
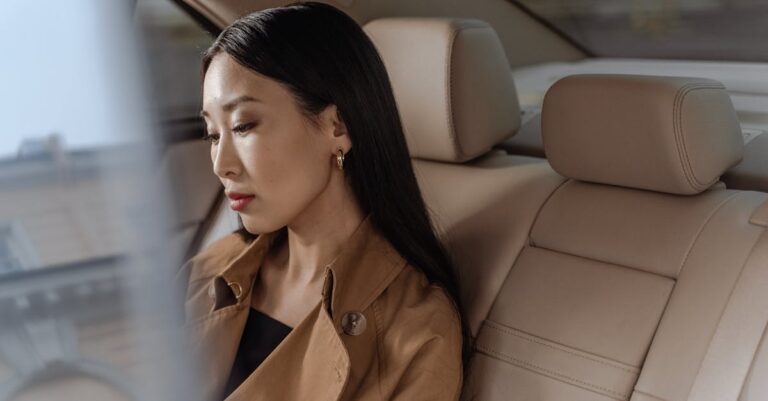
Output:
[222, 308, 293, 399]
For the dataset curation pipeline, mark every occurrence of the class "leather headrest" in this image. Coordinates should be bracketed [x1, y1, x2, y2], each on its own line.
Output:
[364, 18, 520, 162]
[542, 74, 744, 195]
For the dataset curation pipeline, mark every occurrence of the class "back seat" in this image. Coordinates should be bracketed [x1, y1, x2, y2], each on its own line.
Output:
[363, 17, 565, 336]
[365, 19, 768, 401]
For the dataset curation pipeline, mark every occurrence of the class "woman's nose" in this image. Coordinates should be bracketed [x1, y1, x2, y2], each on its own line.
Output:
[212, 135, 242, 178]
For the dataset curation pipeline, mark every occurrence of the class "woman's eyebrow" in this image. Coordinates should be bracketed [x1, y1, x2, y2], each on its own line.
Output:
[200, 95, 262, 117]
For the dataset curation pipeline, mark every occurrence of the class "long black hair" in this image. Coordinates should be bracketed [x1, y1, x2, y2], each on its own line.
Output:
[201, 1, 471, 368]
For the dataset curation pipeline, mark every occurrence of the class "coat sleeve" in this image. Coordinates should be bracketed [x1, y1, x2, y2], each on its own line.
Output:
[385, 287, 464, 401]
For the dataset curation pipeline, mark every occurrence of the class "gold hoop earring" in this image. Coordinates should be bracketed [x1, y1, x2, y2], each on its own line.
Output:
[336, 148, 345, 171]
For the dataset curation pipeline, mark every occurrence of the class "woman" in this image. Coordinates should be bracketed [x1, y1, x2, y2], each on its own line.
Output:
[177, 2, 469, 400]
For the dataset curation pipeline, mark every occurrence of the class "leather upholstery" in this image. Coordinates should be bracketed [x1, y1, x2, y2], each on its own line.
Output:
[413, 153, 565, 335]
[362, 16, 768, 401]
[739, 328, 768, 400]
[530, 180, 734, 278]
[364, 18, 521, 163]
[687, 215, 768, 401]
[365, 17, 554, 337]
[633, 194, 768, 401]
[542, 74, 744, 195]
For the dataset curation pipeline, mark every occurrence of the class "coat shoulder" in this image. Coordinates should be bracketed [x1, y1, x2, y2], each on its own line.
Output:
[176, 232, 252, 287]
[380, 264, 462, 332]
[372, 264, 464, 398]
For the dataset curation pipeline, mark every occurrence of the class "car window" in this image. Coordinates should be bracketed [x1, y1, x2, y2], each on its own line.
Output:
[136, 0, 216, 122]
[0, 1, 209, 399]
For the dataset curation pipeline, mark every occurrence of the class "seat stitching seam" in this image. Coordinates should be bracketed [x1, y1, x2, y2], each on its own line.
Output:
[530, 190, 740, 279]
[445, 25, 459, 160]
[529, 243, 675, 279]
[475, 344, 628, 399]
[483, 320, 638, 373]
[445, 25, 491, 161]
[528, 178, 571, 248]
[673, 83, 724, 190]
[473, 174, 568, 333]
[677, 191, 740, 276]
[672, 83, 726, 191]
[633, 389, 671, 401]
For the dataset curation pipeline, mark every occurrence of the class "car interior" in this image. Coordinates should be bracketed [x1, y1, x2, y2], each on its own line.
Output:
[160, 1, 768, 400]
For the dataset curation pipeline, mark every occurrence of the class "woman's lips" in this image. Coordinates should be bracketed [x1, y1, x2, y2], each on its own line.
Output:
[226, 192, 255, 211]
[229, 195, 254, 211]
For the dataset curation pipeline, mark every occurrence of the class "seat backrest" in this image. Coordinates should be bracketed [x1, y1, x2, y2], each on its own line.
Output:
[363, 17, 567, 336]
[462, 74, 768, 401]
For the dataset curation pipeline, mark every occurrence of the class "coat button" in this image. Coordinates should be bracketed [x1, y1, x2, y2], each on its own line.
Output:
[207, 282, 216, 300]
[341, 311, 366, 336]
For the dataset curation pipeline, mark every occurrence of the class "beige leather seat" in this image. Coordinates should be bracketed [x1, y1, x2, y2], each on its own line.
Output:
[363, 17, 566, 336]
[462, 74, 768, 401]
[365, 18, 768, 401]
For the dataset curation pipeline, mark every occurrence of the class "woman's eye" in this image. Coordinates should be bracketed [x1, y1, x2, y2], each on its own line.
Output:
[202, 133, 220, 143]
[232, 122, 256, 134]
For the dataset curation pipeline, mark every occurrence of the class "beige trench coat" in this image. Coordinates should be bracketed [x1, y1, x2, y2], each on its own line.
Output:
[177, 215, 463, 401]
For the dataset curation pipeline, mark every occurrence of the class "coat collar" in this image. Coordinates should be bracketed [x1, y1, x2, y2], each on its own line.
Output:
[213, 213, 407, 321]
[187, 214, 408, 401]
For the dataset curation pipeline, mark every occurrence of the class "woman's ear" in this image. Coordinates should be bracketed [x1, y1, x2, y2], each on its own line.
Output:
[321, 104, 352, 152]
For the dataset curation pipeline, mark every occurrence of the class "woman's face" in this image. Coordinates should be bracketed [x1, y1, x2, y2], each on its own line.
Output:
[201, 53, 347, 234]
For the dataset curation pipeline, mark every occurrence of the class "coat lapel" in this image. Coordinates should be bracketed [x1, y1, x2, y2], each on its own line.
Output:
[186, 303, 250, 401]
[225, 297, 351, 401]
[185, 230, 277, 401]
[186, 215, 407, 401]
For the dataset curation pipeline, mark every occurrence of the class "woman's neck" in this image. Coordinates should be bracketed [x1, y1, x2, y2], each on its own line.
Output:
[278, 176, 366, 285]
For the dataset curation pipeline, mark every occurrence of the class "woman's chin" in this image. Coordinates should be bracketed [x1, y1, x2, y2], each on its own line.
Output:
[240, 214, 286, 235]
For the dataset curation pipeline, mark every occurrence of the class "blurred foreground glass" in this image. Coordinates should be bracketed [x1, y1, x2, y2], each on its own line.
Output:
[0, 1, 203, 400]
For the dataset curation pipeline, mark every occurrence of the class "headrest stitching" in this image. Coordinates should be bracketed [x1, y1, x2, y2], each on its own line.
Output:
[445, 24, 460, 161]
[672, 83, 727, 192]
[445, 24, 498, 162]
